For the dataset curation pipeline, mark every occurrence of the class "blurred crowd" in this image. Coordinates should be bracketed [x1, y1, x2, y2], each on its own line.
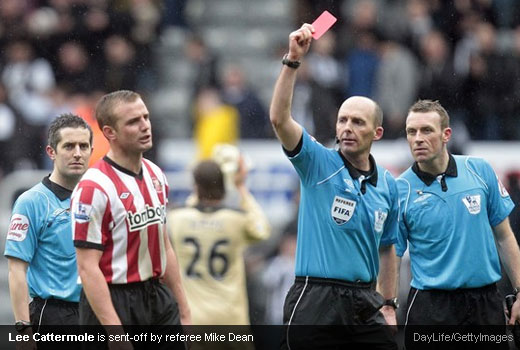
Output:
[0, 0, 162, 176]
[2, 0, 520, 176]
[1, 0, 520, 325]
[294, 0, 520, 144]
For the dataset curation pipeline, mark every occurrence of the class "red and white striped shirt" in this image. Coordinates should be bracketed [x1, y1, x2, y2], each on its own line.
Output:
[71, 157, 169, 284]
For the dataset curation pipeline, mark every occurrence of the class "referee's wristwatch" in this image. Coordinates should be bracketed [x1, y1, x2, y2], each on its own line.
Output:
[383, 297, 399, 309]
[15, 320, 31, 333]
[282, 54, 301, 69]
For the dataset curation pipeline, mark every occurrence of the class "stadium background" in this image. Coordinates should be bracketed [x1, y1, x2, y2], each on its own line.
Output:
[0, 0, 520, 325]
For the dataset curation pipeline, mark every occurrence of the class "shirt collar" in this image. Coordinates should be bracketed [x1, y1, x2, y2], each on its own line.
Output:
[412, 153, 458, 186]
[42, 175, 72, 201]
[104, 156, 143, 179]
[337, 151, 378, 187]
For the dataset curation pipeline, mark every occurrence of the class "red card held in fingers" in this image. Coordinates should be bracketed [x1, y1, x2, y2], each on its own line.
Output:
[311, 11, 337, 40]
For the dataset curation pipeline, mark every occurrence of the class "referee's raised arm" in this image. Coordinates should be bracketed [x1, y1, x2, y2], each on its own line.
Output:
[269, 24, 315, 151]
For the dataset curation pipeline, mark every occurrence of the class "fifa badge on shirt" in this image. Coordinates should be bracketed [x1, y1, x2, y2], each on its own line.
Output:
[374, 209, 388, 233]
[331, 196, 356, 225]
[462, 194, 481, 215]
[7, 214, 30, 241]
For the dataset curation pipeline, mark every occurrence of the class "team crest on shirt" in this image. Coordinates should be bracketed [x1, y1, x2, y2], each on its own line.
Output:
[7, 214, 29, 241]
[331, 196, 356, 225]
[374, 209, 388, 233]
[72, 202, 93, 223]
[462, 194, 481, 215]
[151, 177, 163, 194]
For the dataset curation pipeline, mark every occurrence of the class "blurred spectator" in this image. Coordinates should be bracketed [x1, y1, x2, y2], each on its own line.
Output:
[305, 31, 343, 143]
[127, 0, 162, 91]
[340, 0, 381, 99]
[0, 0, 27, 49]
[1, 38, 56, 168]
[337, 0, 381, 55]
[185, 34, 220, 93]
[0, 82, 18, 177]
[221, 64, 271, 139]
[343, 30, 380, 98]
[294, 0, 344, 28]
[506, 172, 520, 241]
[193, 87, 239, 159]
[375, 38, 419, 139]
[417, 30, 459, 110]
[262, 232, 296, 325]
[162, 0, 190, 29]
[290, 62, 315, 136]
[55, 41, 103, 94]
[103, 35, 138, 92]
[1, 39, 56, 124]
[404, 0, 435, 54]
[74, 91, 110, 166]
[459, 22, 514, 139]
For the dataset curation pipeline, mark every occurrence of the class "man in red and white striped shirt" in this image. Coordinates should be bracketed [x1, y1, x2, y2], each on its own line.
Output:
[71, 90, 190, 348]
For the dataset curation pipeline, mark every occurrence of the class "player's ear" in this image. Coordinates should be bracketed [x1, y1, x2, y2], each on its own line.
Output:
[103, 125, 116, 142]
[373, 126, 384, 141]
[46, 145, 56, 160]
[442, 127, 452, 143]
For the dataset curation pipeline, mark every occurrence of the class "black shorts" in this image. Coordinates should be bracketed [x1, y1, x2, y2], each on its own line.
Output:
[29, 296, 79, 328]
[280, 276, 397, 350]
[29, 297, 79, 350]
[404, 283, 509, 350]
[80, 278, 184, 350]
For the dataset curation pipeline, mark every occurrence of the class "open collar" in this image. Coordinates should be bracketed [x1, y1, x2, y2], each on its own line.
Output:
[42, 175, 72, 201]
[337, 151, 378, 187]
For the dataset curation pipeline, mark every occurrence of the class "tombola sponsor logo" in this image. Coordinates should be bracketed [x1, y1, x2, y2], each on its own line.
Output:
[126, 204, 166, 231]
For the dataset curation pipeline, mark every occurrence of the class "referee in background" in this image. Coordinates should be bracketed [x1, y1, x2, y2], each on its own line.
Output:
[396, 100, 520, 350]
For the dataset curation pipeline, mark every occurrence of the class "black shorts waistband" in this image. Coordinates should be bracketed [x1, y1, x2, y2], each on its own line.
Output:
[414, 282, 497, 294]
[108, 277, 161, 289]
[32, 297, 78, 306]
[295, 276, 375, 289]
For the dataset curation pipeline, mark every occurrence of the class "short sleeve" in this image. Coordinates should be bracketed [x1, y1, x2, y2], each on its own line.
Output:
[478, 159, 515, 227]
[285, 128, 330, 186]
[71, 183, 110, 250]
[380, 171, 399, 247]
[4, 191, 47, 262]
[395, 178, 410, 257]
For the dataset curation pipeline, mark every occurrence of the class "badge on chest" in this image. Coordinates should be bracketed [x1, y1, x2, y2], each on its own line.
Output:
[331, 196, 357, 225]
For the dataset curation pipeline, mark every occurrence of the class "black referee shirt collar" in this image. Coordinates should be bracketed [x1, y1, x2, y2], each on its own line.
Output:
[104, 156, 143, 179]
[337, 151, 378, 187]
[412, 153, 458, 186]
[42, 175, 72, 201]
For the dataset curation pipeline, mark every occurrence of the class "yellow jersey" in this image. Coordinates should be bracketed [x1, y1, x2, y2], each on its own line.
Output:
[168, 192, 270, 325]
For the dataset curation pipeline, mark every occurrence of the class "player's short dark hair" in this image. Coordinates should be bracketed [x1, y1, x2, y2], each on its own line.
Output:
[48, 113, 93, 150]
[193, 160, 225, 201]
[408, 99, 450, 129]
[95, 90, 141, 129]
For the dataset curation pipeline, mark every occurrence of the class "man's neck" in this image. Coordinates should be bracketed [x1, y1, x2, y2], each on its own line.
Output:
[107, 149, 143, 174]
[417, 150, 450, 175]
[342, 151, 371, 172]
[49, 172, 79, 191]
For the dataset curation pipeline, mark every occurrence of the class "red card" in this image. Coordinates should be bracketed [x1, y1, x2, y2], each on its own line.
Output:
[311, 11, 337, 40]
